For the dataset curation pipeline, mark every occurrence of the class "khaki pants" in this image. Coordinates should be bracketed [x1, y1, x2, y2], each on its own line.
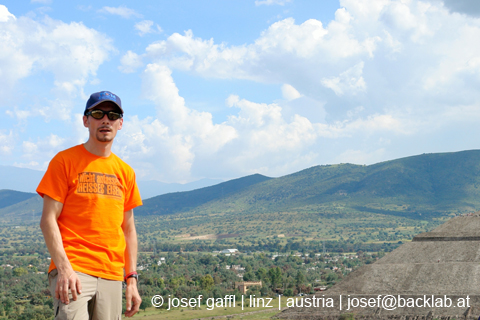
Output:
[48, 270, 122, 320]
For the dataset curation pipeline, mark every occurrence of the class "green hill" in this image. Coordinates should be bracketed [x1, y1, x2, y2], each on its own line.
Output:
[0, 190, 41, 222]
[0, 190, 37, 210]
[136, 173, 272, 215]
[137, 150, 480, 218]
[3, 150, 480, 223]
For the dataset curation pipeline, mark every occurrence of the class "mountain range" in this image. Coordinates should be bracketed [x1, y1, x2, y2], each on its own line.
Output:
[2, 150, 480, 221]
[136, 149, 480, 218]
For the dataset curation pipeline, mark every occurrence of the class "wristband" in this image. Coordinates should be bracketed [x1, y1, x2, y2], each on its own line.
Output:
[124, 271, 138, 282]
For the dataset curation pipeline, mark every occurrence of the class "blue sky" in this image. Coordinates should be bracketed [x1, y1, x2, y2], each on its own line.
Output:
[1, 0, 480, 184]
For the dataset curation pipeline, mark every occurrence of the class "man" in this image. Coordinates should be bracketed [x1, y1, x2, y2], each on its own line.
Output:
[38, 91, 143, 319]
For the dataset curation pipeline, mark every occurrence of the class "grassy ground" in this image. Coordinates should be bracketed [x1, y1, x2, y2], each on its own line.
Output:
[125, 297, 288, 319]
[135, 211, 444, 251]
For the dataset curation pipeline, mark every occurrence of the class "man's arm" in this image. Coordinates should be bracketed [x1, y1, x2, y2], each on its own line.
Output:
[122, 209, 141, 317]
[39, 195, 82, 304]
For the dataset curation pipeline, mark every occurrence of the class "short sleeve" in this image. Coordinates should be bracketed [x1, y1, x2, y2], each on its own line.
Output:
[124, 171, 142, 211]
[36, 154, 69, 204]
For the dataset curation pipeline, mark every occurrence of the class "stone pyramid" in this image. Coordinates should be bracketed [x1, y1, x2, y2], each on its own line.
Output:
[277, 213, 480, 319]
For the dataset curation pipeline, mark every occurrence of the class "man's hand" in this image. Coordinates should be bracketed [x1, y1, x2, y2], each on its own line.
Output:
[125, 278, 141, 317]
[55, 270, 82, 304]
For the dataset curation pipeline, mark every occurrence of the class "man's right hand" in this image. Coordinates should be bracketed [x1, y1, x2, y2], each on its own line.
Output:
[55, 270, 82, 304]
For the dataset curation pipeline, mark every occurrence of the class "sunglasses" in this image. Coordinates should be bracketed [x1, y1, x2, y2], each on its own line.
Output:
[85, 110, 123, 121]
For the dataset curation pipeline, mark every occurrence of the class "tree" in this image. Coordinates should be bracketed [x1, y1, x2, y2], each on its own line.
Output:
[2, 297, 14, 316]
[246, 285, 261, 296]
[295, 270, 306, 288]
[284, 288, 294, 296]
[200, 275, 214, 291]
[154, 275, 165, 288]
[169, 276, 185, 289]
[213, 274, 222, 285]
[30, 293, 46, 306]
[243, 271, 255, 281]
[325, 272, 338, 283]
[256, 268, 268, 281]
[268, 267, 282, 290]
[17, 304, 36, 320]
[13, 267, 27, 277]
[140, 298, 149, 312]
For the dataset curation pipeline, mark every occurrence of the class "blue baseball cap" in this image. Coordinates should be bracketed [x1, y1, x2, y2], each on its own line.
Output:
[85, 91, 123, 115]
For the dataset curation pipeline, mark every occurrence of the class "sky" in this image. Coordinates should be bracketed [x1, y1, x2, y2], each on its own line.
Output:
[1, 0, 480, 184]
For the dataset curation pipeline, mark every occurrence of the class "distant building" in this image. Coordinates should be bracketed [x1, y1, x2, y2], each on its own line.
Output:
[235, 281, 262, 294]
[231, 265, 244, 271]
[221, 249, 239, 254]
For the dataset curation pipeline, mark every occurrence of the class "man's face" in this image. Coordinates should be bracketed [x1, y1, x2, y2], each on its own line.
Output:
[83, 102, 123, 143]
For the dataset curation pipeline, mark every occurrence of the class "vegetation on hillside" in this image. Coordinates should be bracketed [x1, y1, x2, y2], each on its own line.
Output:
[139, 150, 480, 218]
[0, 191, 37, 211]
[0, 221, 384, 319]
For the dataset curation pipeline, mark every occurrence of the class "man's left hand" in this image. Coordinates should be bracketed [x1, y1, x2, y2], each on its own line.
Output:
[125, 278, 141, 317]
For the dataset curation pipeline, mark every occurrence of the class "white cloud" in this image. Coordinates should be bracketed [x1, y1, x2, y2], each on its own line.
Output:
[281, 84, 302, 100]
[321, 62, 366, 96]
[313, 110, 419, 141]
[140, 0, 480, 125]
[142, 64, 238, 153]
[226, 95, 317, 152]
[23, 134, 64, 153]
[140, 0, 480, 108]
[0, 8, 114, 113]
[255, 0, 291, 6]
[5, 0, 480, 183]
[119, 51, 143, 73]
[134, 20, 162, 36]
[0, 6, 114, 169]
[117, 0, 480, 180]
[20, 134, 66, 167]
[199, 94, 320, 178]
[72, 113, 89, 145]
[144, 16, 379, 86]
[113, 63, 238, 181]
[0, 5, 16, 22]
[119, 76, 323, 180]
[116, 65, 324, 180]
[22, 141, 38, 155]
[0, 131, 15, 155]
[98, 6, 142, 19]
[13, 161, 40, 168]
[6, 107, 32, 122]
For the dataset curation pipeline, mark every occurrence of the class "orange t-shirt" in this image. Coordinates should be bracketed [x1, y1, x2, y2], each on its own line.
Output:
[36, 144, 143, 281]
